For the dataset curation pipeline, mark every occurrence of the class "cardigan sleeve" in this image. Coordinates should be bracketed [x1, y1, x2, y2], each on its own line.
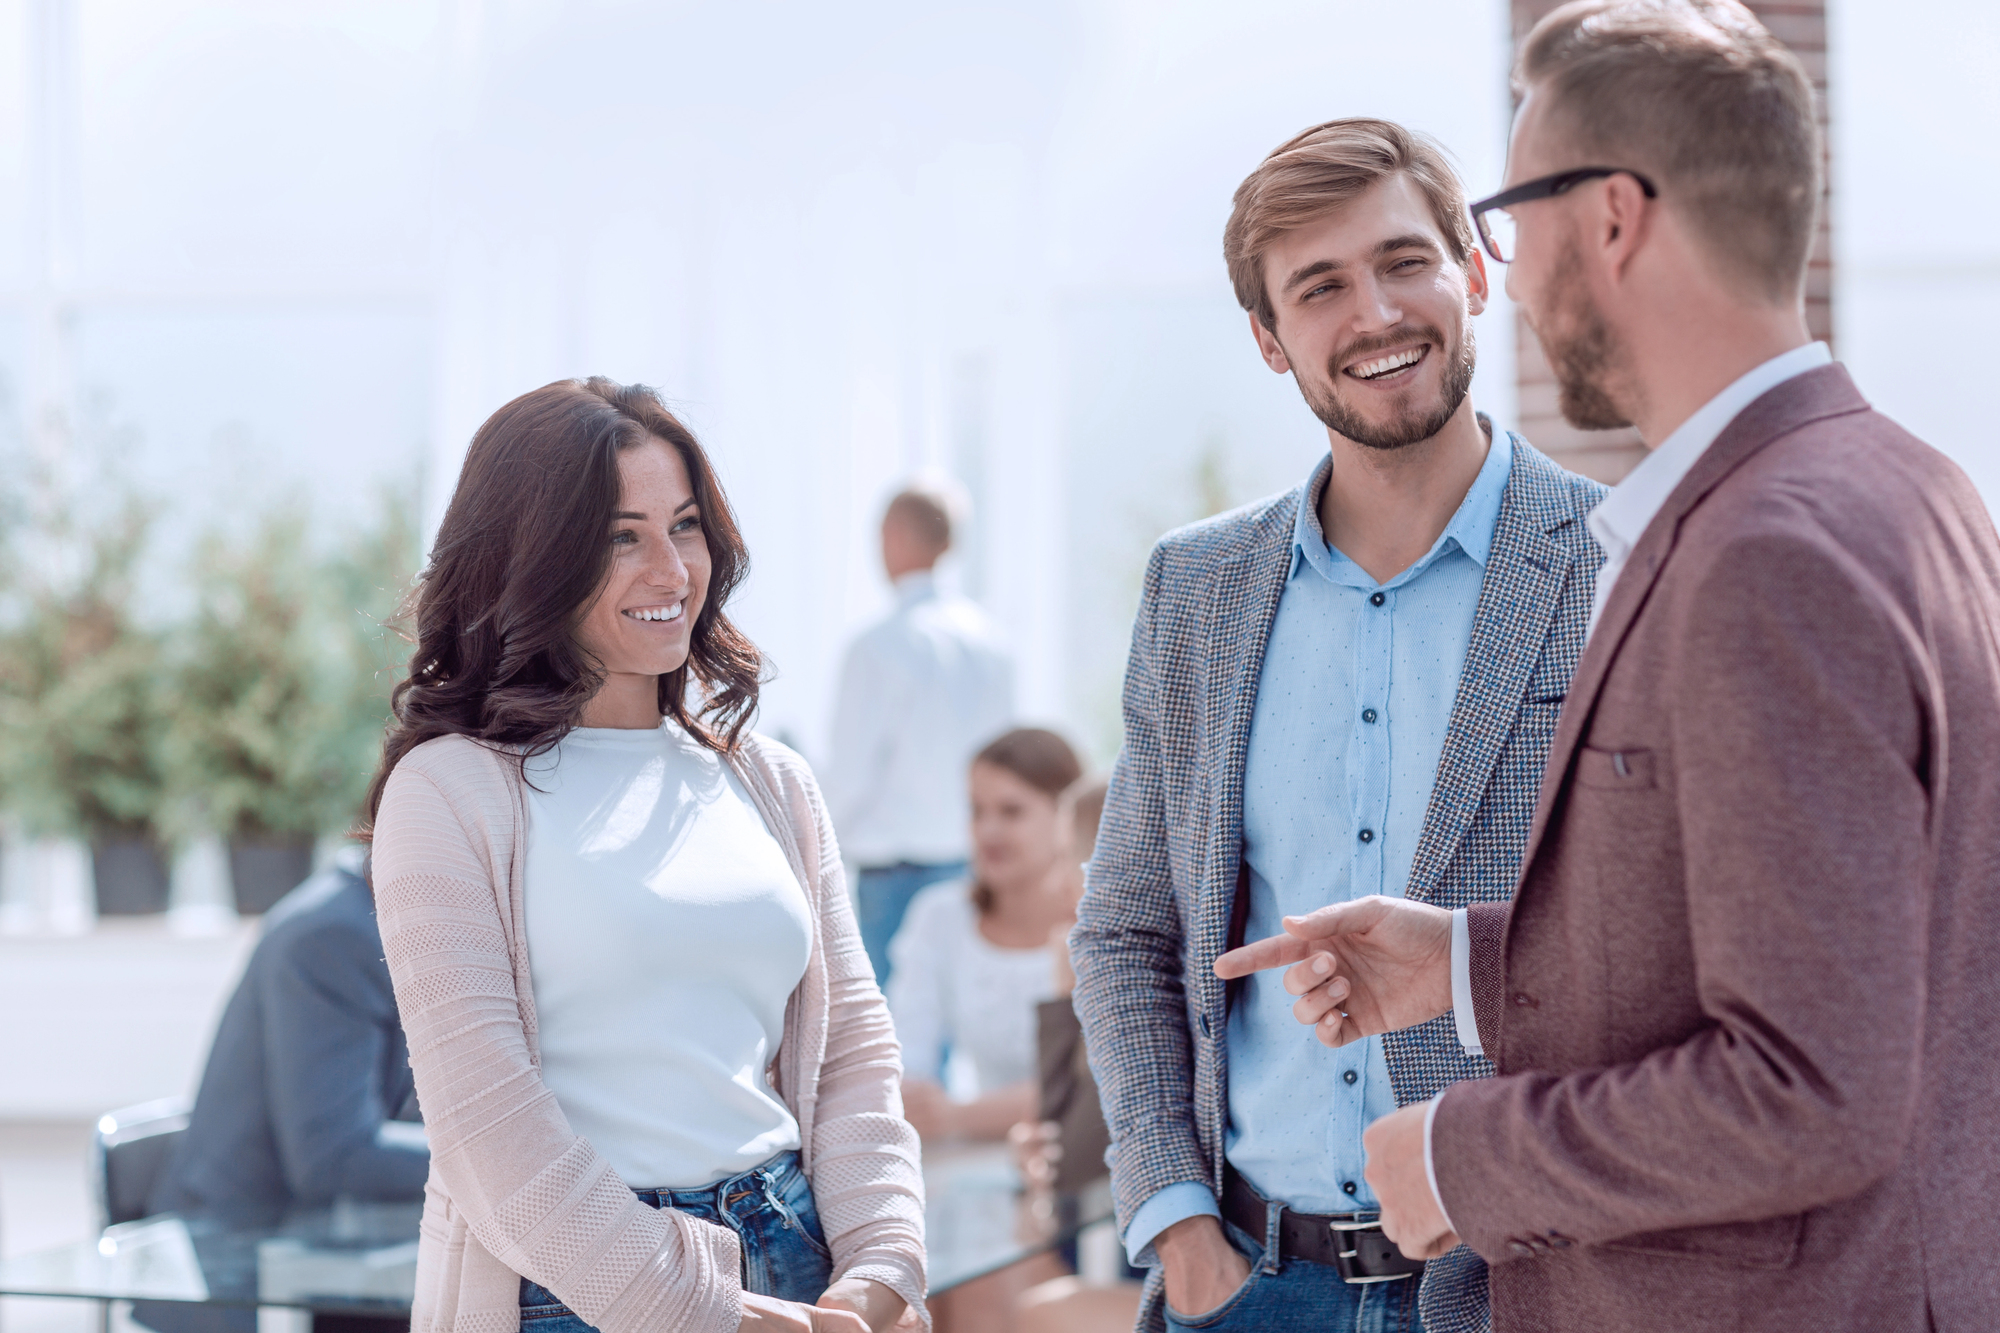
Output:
[372, 750, 744, 1333]
[791, 766, 929, 1321]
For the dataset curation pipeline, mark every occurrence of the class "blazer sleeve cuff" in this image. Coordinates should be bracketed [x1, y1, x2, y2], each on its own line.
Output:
[1450, 909, 1481, 1057]
[1464, 901, 1511, 1059]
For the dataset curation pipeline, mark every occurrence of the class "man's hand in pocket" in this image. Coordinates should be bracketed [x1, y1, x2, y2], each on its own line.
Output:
[1156, 1216, 1250, 1318]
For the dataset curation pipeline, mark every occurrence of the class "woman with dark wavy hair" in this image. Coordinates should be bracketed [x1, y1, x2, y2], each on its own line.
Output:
[365, 379, 925, 1333]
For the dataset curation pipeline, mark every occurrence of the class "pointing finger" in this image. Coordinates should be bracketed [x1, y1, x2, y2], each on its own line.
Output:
[1214, 932, 1311, 979]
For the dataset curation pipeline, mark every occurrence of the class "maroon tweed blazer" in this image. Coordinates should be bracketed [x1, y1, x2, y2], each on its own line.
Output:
[1430, 364, 2000, 1331]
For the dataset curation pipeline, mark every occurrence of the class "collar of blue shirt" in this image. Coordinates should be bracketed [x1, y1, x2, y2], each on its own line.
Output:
[1290, 415, 1516, 588]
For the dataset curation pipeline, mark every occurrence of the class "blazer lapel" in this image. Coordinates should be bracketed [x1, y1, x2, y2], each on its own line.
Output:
[1518, 363, 1872, 868]
[1405, 442, 1574, 904]
[1193, 498, 1298, 982]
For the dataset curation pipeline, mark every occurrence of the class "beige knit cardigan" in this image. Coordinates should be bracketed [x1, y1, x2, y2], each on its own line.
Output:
[371, 731, 927, 1333]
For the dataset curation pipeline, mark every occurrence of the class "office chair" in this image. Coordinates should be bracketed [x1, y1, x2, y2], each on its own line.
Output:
[92, 1097, 192, 1228]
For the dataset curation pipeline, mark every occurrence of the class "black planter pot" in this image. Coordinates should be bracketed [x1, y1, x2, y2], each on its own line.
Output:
[92, 838, 172, 916]
[228, 837, 315, 915]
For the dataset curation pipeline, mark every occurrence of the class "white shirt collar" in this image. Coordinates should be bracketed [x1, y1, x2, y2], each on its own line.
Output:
[892, 567, 939, 607]
[1587, 341, 1832, 567]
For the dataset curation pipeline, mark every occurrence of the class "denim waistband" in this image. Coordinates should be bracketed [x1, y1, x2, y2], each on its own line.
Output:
[629, 1149, 803, 1211]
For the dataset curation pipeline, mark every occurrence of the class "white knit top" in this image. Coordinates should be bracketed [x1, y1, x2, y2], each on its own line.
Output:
[523, 723, 811, 1189]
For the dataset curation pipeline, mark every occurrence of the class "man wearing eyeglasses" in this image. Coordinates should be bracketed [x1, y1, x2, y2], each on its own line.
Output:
[1217, 2, 2000, 1331]
[1071, 117, 1605, 1333]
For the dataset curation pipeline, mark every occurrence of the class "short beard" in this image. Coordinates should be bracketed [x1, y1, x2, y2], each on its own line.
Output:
[1300, 322, 1476, 451]
[1530, 236, 1632, 431]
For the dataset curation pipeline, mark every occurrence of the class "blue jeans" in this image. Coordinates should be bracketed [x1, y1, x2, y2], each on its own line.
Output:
[856, 860, 966, 987]
[1162, 1220, 1423, 1333]
[518, 1151, 832, 1331]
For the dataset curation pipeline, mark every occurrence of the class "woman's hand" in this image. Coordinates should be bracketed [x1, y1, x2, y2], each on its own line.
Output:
[817, 1277, 910, 1333]
[900, 1079, 955, 1143]
[902, 1077, 1039, 1145]
[739, 1292, 867, 1333]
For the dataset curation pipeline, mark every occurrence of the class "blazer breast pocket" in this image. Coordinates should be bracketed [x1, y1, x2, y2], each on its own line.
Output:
[1575, 744, 1658, 790]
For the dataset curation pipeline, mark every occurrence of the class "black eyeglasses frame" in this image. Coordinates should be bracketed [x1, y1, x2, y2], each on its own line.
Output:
[1467, 167, 1660, 264]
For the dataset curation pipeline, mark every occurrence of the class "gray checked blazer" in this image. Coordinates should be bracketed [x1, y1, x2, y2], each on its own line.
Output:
[1070, 433, 1604, 1333]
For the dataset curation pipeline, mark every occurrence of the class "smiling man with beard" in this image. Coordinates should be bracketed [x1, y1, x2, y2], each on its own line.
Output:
[1069, 119, 1604, 1333]
[1213, 4, 2000, 1331]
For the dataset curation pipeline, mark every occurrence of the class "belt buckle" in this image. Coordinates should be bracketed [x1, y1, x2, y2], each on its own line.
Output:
[1328, 1216, 1423, 1285]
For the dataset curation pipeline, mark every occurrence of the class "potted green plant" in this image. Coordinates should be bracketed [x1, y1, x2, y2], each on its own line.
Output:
[158, 497, 413, 913]
[0, 500, 174, 915]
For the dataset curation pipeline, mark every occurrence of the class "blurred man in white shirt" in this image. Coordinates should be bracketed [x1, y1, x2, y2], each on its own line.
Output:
[827, 483, 1014, 986]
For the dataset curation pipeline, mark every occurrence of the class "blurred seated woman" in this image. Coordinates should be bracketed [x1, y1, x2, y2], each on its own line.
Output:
[365, 379, 925, 1333]
[886, 729, 1080, 1333]
[886, 729, 1081, 1144]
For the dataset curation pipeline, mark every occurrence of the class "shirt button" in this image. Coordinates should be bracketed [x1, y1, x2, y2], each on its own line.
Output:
[1369, 592, 1386, 606]
[1361, 708, 1378, 724]
[1342, 1070, 1358, 1085]
[1511, 992, 1537, 1008]
[1358, 828, 1374, 843]
[1342, 1181, 1358, 1196]
[1509, 1240, 1533, 1256]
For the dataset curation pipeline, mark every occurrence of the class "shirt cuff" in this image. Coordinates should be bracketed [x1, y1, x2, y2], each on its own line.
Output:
[1451, 907, 1481, 1057]
[1422, 1093, 1458, 1236]
[1124, 1181, 1221, 1268]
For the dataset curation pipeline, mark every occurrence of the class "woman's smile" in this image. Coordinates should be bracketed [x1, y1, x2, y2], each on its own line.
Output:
[623, 601, 685, 623]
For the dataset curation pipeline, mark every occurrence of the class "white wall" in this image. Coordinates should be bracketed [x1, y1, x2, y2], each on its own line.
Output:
[0, 0, 1515, 770]
[4, 0, 1984, 770]
[422, 0, 1520, 761]
[1832, 0, 2000, 509]
[0, 924, 255, 1118]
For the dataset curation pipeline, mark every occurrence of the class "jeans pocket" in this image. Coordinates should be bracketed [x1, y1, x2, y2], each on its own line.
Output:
[1161, 1221, 1265, 1330]
[768, 1159, 833, 1259]
[1162, 1267, 1261, 1330]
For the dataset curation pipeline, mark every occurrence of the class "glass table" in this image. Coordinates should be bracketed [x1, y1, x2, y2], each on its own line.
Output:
[0, 1153, 1113, 1324]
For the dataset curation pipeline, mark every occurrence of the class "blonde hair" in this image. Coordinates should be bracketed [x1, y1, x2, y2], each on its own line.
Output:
[1223, 117, 1477, 332]
[1516, 0, 1820, 301]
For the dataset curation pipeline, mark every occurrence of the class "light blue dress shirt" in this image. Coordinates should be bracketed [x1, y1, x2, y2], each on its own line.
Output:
[1125, 426, 1514, 1264]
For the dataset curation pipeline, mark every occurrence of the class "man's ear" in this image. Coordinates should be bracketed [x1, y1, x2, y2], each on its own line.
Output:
[1250, 310, 1291, 374]
[1598, 173, 1654, 285]
[1464, 247, 1491, 318]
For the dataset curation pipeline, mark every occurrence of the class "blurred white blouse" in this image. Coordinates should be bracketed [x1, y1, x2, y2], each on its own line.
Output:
[885, 879, 1056, 1093]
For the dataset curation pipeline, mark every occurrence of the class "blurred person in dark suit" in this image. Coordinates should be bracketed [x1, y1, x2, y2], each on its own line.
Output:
[136, 854, 425, 1333]
[150, 854, 428, 1220]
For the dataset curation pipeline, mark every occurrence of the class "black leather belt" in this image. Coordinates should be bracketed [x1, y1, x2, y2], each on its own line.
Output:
[1221, 1168, 1425, 1285]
